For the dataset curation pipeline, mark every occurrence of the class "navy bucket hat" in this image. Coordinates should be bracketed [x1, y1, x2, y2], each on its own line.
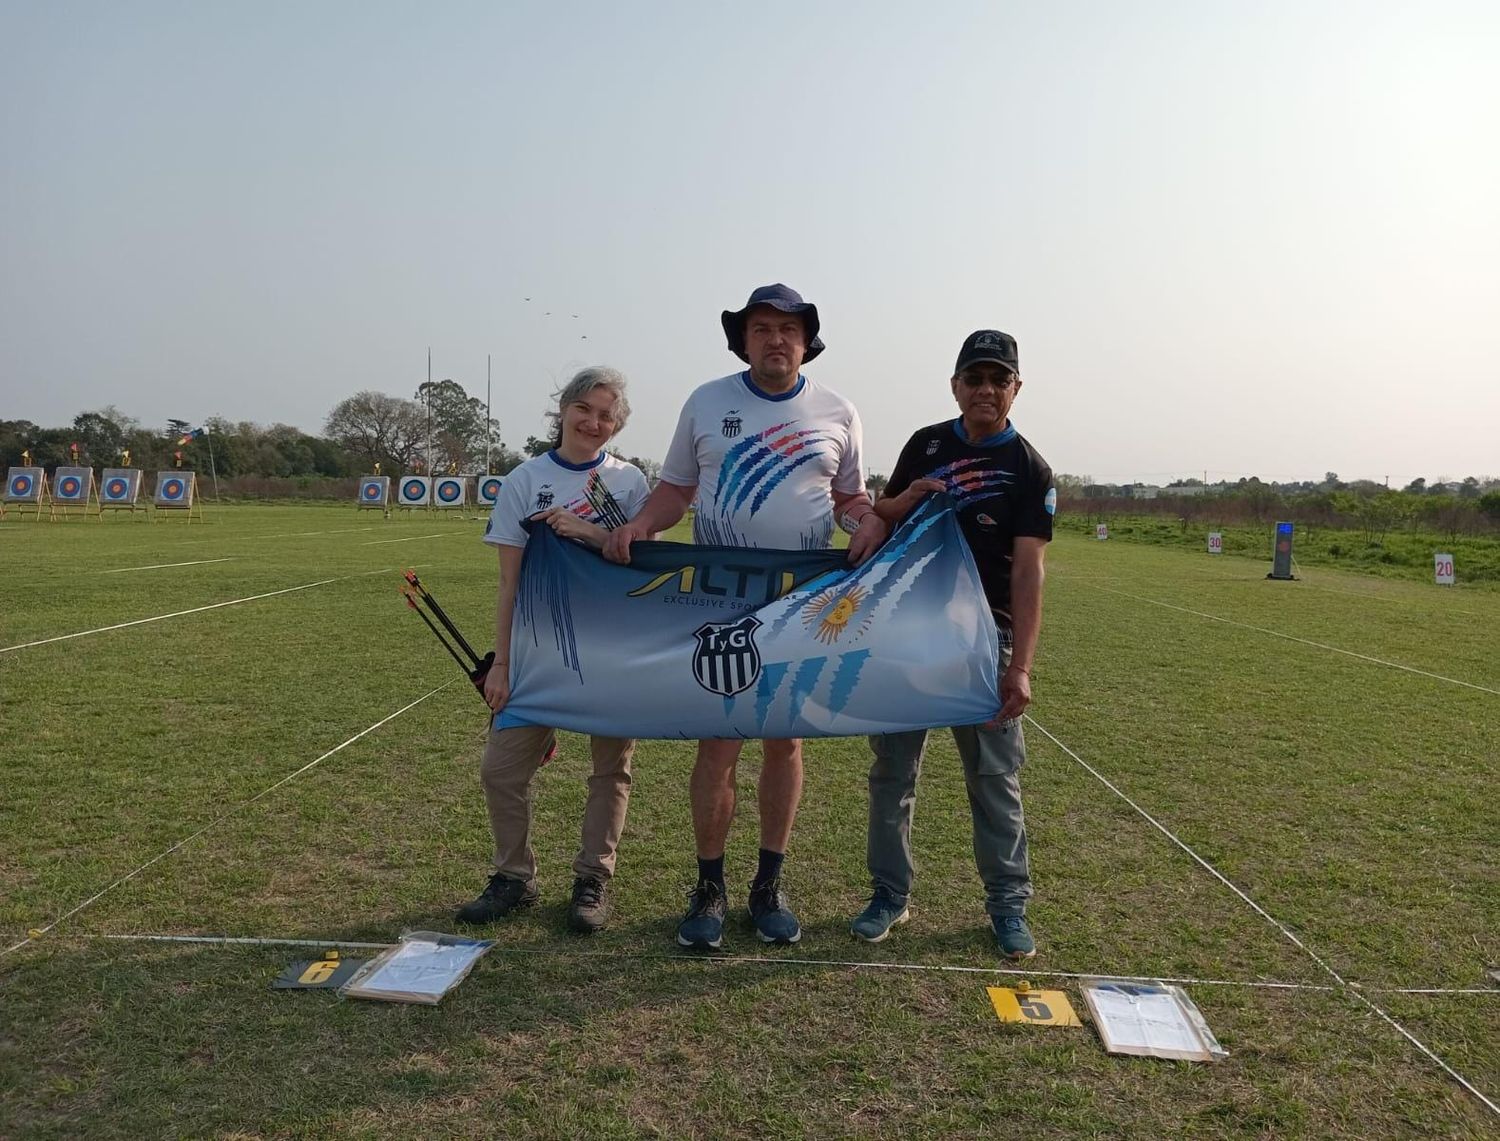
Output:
[721, 283, 825, 364]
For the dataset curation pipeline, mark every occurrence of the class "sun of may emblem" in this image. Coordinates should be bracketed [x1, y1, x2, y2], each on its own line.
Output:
[801, 584, 869, 644]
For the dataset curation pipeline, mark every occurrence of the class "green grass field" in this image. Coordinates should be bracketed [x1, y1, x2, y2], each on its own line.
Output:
[1, 505, 1495, 1138]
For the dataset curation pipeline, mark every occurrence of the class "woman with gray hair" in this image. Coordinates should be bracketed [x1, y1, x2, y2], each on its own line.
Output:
[460, 366, 653, 933]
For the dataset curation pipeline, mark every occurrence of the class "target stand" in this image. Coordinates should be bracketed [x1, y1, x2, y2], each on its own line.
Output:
[357, 475, 391, 517]
[476, 474, 504, 511]
[396, 475, 433, 515]
[153, 471, 205, 522]
[50, 466, 102, 522]
[98, 469, 149, 518]
[432, 475, 471, 518]
[2, 467, 50, 522]
[1266, 521, 1296, 580]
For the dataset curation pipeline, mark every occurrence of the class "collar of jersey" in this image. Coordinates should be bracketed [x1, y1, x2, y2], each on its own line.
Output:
[740, 372, 806, 402]
[547, 449, 606, 472]
[951, 418, 1016, 448]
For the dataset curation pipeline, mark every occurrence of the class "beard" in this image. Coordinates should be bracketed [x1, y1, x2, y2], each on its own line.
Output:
[750, 350, 800, 387]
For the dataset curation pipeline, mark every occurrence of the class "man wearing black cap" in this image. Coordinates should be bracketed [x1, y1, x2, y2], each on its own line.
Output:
[849, 330, 1054, 959]
[604, 283, 886, 949]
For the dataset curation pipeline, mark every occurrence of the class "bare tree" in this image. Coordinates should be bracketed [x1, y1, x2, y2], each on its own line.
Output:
[324, 391, 425, 472]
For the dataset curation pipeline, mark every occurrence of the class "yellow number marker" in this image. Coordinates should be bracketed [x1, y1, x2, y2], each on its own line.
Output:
[987, 984, 1082, 1027]
[298, 958, 340, 985]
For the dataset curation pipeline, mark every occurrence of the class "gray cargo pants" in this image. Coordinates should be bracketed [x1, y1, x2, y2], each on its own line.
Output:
[865, 643, 1032, 916]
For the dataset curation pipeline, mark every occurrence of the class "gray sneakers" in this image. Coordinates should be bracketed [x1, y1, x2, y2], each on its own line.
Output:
[850, 888, 911, 942]
[992, 914, 1036, 959]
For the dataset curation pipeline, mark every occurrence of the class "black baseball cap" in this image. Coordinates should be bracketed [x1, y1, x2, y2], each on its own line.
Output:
[954, 330, 1019, 376]
[722, 283, 825, 363]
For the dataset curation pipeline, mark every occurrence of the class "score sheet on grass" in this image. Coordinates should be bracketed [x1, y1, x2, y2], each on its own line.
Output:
[498, 494, 1001, 740]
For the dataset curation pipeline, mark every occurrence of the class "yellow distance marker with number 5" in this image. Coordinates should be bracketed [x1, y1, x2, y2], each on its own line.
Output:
[986, 984, 1082, 1027]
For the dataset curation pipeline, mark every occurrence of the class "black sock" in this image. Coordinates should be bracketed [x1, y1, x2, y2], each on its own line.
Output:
[697, 856, 725, 890]
[753, 848, 785, 888]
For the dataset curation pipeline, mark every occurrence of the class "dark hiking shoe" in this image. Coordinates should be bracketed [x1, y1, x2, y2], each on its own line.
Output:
[567, 875, 610, 933]
[455, 873, 539, 924]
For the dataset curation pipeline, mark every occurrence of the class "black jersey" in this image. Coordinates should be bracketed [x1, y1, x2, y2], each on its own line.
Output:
[885, 419, 1055, 626]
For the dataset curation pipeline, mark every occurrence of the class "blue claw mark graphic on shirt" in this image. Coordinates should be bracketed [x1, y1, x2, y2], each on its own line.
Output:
[715, 422, 829, 518]
[929, 457, 1015, 508]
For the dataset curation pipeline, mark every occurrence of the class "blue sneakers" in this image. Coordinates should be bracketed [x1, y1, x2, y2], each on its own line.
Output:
[677, 880, 727, 949]
[850, 888, 911, 943]
[748, 877, 802, 944]
[992, 914, 1036, 960]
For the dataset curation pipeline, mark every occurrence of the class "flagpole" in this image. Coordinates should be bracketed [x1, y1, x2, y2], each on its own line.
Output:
[425, 347, 433, 475]
[205, 426, 221, 503]
[486, 354, 492, 474]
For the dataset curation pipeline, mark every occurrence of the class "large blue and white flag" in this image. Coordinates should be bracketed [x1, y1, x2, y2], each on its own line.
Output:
[498, 494, 1000, 739]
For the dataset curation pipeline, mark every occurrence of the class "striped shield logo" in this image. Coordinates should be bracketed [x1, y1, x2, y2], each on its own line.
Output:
[692, 616, 762, 697]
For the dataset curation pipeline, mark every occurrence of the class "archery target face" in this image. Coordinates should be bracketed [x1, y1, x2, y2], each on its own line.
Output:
[358, 476, 389, 507]
[478, 476, 503, 505]
[4, 467, 43, 501]
[434, 477, 466, 506]
[54, 467, 90, 501]
[398, 476, 431, 506]
[100, 468, 141, 503]
[155, 472, 193, 507]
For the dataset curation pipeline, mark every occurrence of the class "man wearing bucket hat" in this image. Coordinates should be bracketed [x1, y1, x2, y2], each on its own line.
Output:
[604, 283, 886, 949]
[849, 329, 1054, 960]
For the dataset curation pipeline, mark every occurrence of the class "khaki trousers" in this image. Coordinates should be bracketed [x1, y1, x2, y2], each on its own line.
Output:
[480, 725, 634, 884]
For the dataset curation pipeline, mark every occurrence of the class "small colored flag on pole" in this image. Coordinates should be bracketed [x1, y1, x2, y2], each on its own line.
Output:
[499, 494, 1000, 740]
[176, 427, 205, 445]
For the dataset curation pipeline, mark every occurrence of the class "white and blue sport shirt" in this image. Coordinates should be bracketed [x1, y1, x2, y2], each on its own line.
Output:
[661, 372, 866, 549]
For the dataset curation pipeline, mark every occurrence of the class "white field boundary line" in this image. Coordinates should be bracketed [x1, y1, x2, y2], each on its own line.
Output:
[263, 527, 380, 539]
[89, 935, 1326, 990]
[112, 526, 383, 546]
[0, 568, 393, 654]
[0, 680, 457, 962]
[100, 558, 236, 574]
[361, 533, 462, 546]
[38, 526, 385, 564]
[1025, 714, 1499, 1117]
[86, 936, 1500, 998]
[1074, 582, 1500, 696]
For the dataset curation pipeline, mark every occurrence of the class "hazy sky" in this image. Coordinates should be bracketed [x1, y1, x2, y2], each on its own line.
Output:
[3, 1, 1496, 485]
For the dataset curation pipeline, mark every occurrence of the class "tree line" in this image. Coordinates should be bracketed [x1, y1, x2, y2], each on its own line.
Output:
[1057, 473, 1500, 541]
[1, 381, 660, 484]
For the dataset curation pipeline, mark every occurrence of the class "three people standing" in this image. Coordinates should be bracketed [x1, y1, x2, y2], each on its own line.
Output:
[463, 293, 1053, 960]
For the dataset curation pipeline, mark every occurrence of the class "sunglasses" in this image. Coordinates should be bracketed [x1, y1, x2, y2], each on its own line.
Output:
[958, 372, 1017, 389]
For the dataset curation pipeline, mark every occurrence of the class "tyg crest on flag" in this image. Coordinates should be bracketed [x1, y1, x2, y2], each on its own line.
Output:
[692, 616, 763, 696]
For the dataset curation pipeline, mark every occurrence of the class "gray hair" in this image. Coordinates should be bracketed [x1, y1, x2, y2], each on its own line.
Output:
[546, 366, 632, 446]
